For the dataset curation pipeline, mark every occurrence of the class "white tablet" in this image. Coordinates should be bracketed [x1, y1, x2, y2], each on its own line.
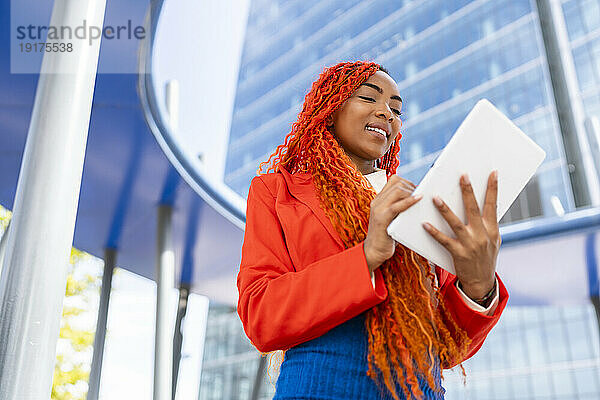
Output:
[386, 99, 546, 274]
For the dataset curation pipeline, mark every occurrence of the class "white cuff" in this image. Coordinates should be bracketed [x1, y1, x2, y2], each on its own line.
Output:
[455, 277, 499, 316]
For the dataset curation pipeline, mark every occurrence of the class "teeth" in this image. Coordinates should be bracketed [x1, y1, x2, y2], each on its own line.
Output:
[366, 126, 387, 137]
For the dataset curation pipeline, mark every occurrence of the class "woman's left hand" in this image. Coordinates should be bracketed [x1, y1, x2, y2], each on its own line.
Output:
[422, 171, 500, 300]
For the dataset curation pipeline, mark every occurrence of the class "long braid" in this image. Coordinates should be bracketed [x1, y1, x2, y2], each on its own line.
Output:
[257, 61, 471, 399]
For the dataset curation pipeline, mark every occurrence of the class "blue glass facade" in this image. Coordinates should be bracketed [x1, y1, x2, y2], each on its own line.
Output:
[214, 2, 600, 399]
[442, 304, 600, 399]
[224, 0, 588, 225]
[562, 0, 600, 130]
[198, 303, 600, 400]
[218, 0, 600, 400]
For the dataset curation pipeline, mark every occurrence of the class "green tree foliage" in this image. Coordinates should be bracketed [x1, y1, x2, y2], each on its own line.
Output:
[52, 247, 102, 400]
[0, 205, 10, 231]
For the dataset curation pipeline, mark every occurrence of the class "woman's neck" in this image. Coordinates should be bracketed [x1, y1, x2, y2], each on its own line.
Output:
[349, 157, 376, 175]
[359, 163, 380, 175]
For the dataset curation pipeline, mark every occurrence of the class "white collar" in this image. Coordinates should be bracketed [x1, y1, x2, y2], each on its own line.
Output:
[363, 168, 387, 194]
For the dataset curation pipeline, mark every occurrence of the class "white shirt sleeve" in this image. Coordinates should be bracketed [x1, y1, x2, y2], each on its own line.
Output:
[455, 276, 500, 316]
[369, 260, 499, 316]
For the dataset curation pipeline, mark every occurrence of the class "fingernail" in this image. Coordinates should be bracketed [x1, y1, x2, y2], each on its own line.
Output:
[422, 222, 431, 230]
[414, 194, 423, 200]
[462, 174, 470, 185]
[493, 170, 498, 180]
[433, 196, 443, 207]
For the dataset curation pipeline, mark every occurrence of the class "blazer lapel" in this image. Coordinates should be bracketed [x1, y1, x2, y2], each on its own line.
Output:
[277, 165, 345, 249]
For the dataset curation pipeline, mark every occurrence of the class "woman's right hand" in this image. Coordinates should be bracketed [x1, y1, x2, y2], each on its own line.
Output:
[364, 175, 422, 273]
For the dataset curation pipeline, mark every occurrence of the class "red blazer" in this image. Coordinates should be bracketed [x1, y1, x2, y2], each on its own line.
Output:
[237, 165, 509, 368]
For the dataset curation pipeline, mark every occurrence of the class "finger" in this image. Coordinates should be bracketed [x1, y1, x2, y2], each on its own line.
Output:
[378, 175, 404, 197]
[378, 177, 415, 202]
[432, 196, 470, 242]
[395, 186, 413, 197]
[422, 222, 460, 253]
[393, 178, 415, 193]
[460, 174, 484, 229]
[381, 175, 414, 192]
[482, 171, 499, 224]
[396, 176, 416, 190]
[386, 194, 422, 220]
[371, 176, 400, 205]
[485, 225, 502, 250]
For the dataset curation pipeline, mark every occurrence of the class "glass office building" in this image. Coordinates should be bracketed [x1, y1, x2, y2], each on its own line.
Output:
[223, 0, 600, 224]
[198, 304, 600, 400]
[199, 305, 280, 400]
[561, 0, 600, 187]
[562, 0, 600, 120]
[208, 0, 600, 399]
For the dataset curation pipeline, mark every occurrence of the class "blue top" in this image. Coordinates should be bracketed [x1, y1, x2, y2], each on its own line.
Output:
[273, 312, 445, 399]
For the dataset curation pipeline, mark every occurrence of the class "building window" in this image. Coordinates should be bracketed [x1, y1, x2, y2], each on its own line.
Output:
[405, 61, 417, 79]
[409, 142, 423, 162]
[489, 61, 501, 79]
[482, 17, 495, 37]
[407, 101, 420, 118]
[500, 175, 543, 224]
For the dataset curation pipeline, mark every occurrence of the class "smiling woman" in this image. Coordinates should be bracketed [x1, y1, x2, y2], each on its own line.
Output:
[236, 61, 508, 400]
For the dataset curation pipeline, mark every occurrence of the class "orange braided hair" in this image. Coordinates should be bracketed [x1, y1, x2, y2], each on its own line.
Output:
[257, 61, 471, 399]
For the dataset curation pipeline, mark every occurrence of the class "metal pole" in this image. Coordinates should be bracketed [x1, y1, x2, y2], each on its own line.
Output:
[172, 284, 189, 400]
[591, 296, 600, 343]
[87, 248, 117, 400]
[87, 113, 142, 399]
[535, 0, 600, 207]
[174, 293, 208, 400]
[155, 205, 175, 400]
[250, 355, 267, 400]
[0, 0, 106, 398]
[153, 78, 179, 400]
[585, 233, 600, 347]
[584, 116, 600, 183]
[172, 196, 200, 399]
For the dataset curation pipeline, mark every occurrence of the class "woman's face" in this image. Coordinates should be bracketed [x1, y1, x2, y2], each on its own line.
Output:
[331, 70, 403, 173]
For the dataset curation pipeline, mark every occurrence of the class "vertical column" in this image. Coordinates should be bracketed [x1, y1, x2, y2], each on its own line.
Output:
[172, 284, 189, 399]
[87, 248, 117, 400]
[585, 232, 600, 346]
[223, 361, 233, 400]
[0, 0, 106, 399]
[154, 79, 179, 400]
[250, 355, 267, 400]
[535, 0, 600, 207]
[155, 205, 175, 400]
[584, 116, 600, 183]
[173, 293, 209, 400]
[173, 195, 200, 399]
